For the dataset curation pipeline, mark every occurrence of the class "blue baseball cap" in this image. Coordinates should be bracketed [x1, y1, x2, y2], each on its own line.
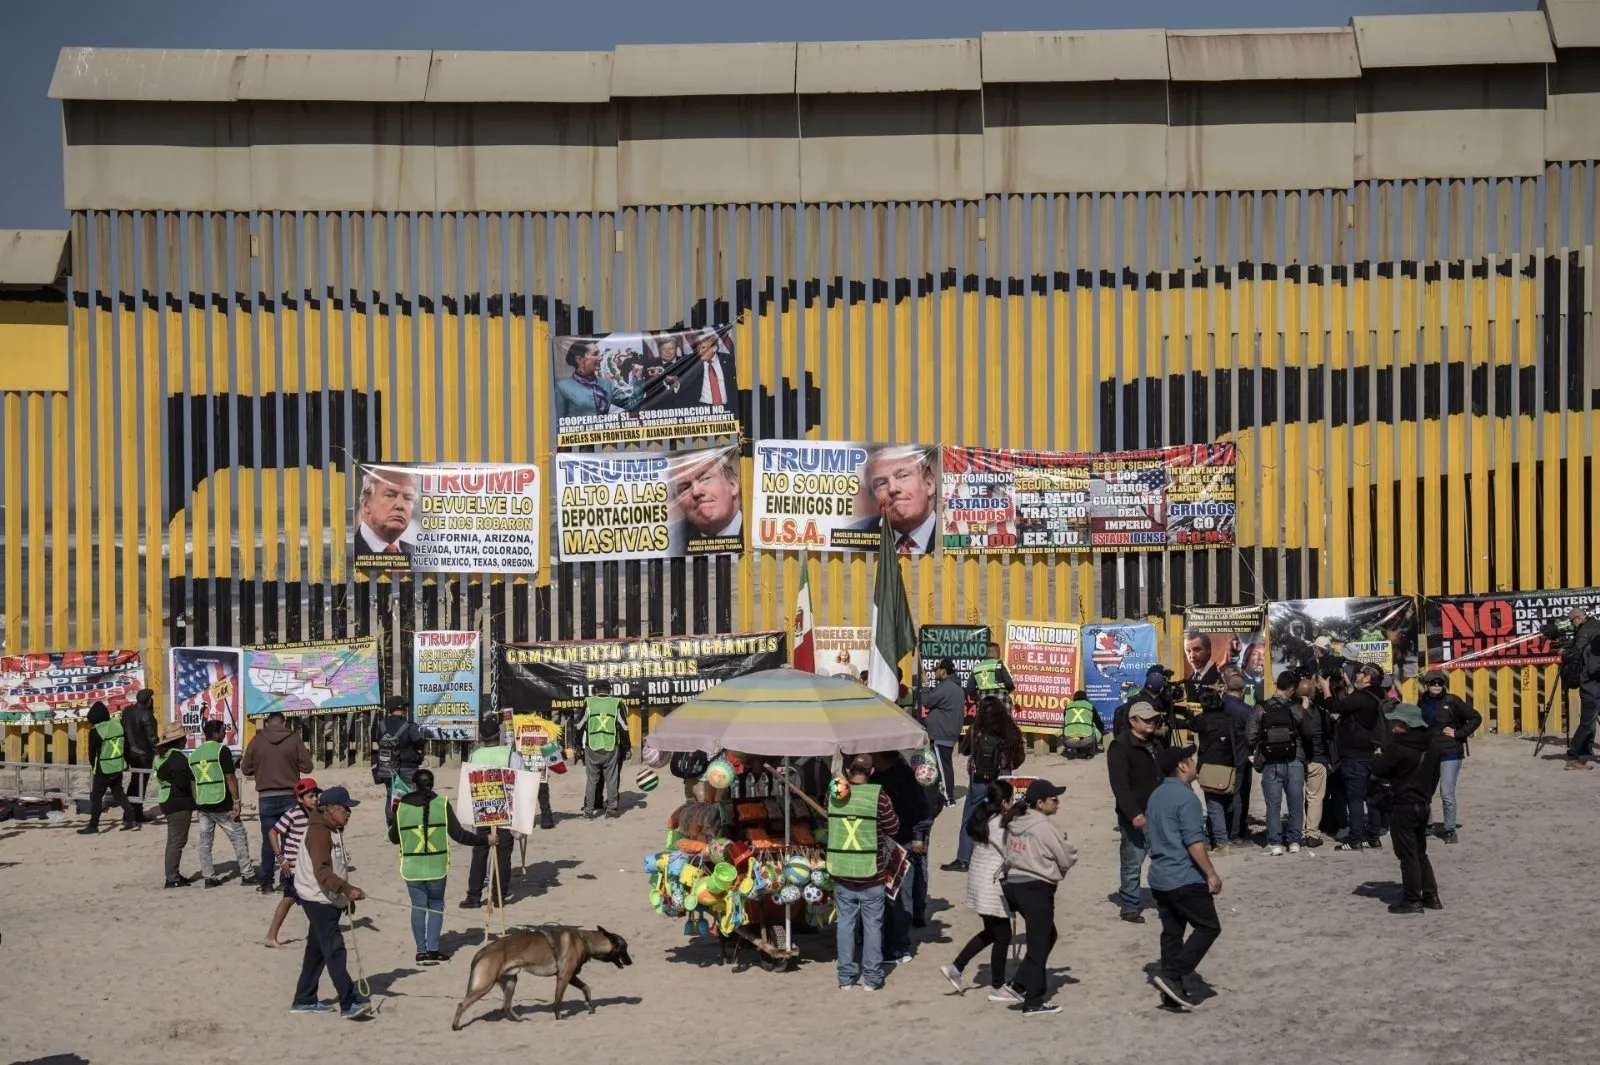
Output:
[318, 786, 361, 808]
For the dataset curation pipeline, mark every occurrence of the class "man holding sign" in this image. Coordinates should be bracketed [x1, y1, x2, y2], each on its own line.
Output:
[460, 715, 526, 911]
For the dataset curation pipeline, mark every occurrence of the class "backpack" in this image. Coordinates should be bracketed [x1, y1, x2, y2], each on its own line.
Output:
[969, 732, 1015, 782]
[1259, 702, 1300, 764]
[375, 722, 402, 783]
[670, 750, 709, 781]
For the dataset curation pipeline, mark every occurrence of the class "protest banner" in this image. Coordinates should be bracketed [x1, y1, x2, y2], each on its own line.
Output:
[752, 440, 941, 554]
[242, 638, 384, 718]
[815, 626, 872, 680]
[511, 713, 564, 770]
[917, 625, 990, 690]
[1003, 621, 1081, 735]
[352, 462, 540, 575]
[1181, 606, 1268, 691]
[499, 632, 787, 722]
[168, 647, 245, 751]
[1267, 597, 1420, 681]
[552, 325, 740, 448]
[1080, 623, 1159, 726]
[941, 443, 1236, 554]
[554, 444, 743, 562]
[0, 650, 145, 723]
[465, 766, 513, 827]
[1423, 588, 1600, 670]
[412, 631, 480, 741]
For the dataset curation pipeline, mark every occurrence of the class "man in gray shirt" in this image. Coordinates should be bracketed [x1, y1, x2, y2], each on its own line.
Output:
[920, 657, 966, 808]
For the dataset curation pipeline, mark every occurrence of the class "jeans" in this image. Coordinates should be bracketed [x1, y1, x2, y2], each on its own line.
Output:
[407, 877, 447, 953]
[1303, 762, 1328, 839]
[1228, 764, 1253, 840]
[952, 914, 1012, 988]
[584, 747, 621, 814]
[933, 742, 957, 806]
[834, 882, 886, 988]
[197, 809, 256, 879]
[466, 831, 515, 905]
[1341, 756, 1387, 844]
[88, 771, 135, 827]
[1567, 681, 1600, 760]
[1003, 879, 1058, 1008]
[1390, 801, 1438, 903]
[1203, 792, 1230, 847]
[1259, 761, 1306, 846]
[955, 778, 990, 864]
[1116, 812, 1150, 913]
[295, 900, 361, 1010]
[1435, 758, 1463, 833]
[164, 809, 193, 881]
[1152, 882, 1222, 983]
[257, 793, 297, 887]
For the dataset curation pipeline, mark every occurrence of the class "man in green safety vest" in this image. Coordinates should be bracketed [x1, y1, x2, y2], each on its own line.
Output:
[153, 721, 198, 887]
[828, 754, 901, 992]
[1061, 689, 1106, 760]
[78, 701, 139, 835]
[460, 714, 526, 911]
[387, 767, 481, 966]
[190, 718, 259, 888]
[965, 642, 1016, 704]
[580, 679, 630, 820]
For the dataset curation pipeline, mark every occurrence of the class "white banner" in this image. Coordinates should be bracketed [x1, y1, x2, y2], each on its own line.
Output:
[353, 463, 541, 575]
[751, 440, 941, 554]
[555, 445, 743, 562]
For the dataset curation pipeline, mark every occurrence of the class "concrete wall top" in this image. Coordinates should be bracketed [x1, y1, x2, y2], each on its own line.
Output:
[0, 230, 69, 288]
[980, 29, 1169, 83]
[1352, 12, 1558, 68]
[425, 51, 613, 103]
[796, 38, 981, 93]
[1167, 27, 1361, 81]
[612, 42, 796, 96]
[49, 47, 244, 101]
[236, 49, 433, 101]
[1542, 0, 1600, 48]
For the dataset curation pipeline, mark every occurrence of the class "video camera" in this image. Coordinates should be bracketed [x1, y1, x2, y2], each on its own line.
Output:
[1540, 617, 1576, 647]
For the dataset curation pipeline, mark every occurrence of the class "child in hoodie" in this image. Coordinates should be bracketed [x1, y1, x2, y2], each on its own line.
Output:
[999, 779, 1078, 1016]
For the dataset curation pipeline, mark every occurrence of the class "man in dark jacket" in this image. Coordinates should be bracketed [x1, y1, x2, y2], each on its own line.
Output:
[1221, 672, 1255, 842]
[1245, 671, 1307, 855]
[241, 710, 315, 892]
[1325, 663, 1389, 850]
[1189, 690, 1239, 851]
[79, 702, 139, 834]
[873, 750, 931, 963]
[122, 688, 159, 823]
[1107, 702, 1168, 922]
[920, 657, 966, 808]
[373, 697, 428, 828]
[1416, 669, 1481, 844]
[1113, 666, 1177, 736]
[1563, 606, 1600, 769]
[1371, 703, 1442, 914]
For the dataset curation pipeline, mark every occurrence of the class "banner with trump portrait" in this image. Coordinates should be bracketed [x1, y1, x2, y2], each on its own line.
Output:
[751, 440, 942, 554]
[352, 462, 542, 575]
[551, 325, 741, 448]
[554, 444, 744, 562]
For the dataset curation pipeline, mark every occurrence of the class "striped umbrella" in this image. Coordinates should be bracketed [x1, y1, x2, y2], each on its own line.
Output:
[647, 667, 928, 757]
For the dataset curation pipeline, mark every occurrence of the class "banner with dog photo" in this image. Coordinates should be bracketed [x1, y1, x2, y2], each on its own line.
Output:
[0, 649, 146, 723]
[552, 325, 740, 448]
[554, 444, 744, 562]
[1180, 606, 1267, 692]
[498, 632, 787, 723]
[168, 646, 245, 751]
[1422, 588, 1600, 670]
[412, 631, 480, 741]
[1266, 596, 1420, 683]
[1003, 621, 1081, 735]
[1079, 623, 1160, 727]
[352, 462, 541, 575]
[751, 440, 941, 554]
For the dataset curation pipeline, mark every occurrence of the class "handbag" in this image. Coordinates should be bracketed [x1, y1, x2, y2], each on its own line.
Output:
[1196, 762, 1237, 795]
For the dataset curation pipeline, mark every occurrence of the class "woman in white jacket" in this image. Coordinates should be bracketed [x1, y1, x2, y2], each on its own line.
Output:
[940, 780, 1016, 998]
[997, 779, 1077, 1016]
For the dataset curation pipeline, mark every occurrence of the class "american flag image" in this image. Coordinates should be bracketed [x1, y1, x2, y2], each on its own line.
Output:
[1091, 630, 1133, 671]
[172, 649, 241, 749]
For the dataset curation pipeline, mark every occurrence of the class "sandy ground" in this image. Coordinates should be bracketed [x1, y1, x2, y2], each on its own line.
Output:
[3, 737, 1598, 1065]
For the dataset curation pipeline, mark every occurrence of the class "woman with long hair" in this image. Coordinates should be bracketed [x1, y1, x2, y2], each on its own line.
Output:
[940, 779, 1016, 997]
[997, 779, 1078, 1016]
[942, 696, 1027, 873]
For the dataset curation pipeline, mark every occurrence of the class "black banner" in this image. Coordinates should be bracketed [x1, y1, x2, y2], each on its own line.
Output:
[498, 632, 787, 720]
[917, 624, 991, 690]
[1423, 588, 1600, 670]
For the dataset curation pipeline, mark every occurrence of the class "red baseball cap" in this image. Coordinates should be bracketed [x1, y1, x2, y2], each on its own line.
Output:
[292, 778, 320, 797]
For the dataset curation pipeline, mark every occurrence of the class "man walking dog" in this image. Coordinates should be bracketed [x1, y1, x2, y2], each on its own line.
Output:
[291, 786, 371, 1019]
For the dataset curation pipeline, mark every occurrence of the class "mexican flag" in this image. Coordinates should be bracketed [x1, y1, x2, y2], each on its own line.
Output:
[793, 553, 816, 672]
[866, 516, 915, 702]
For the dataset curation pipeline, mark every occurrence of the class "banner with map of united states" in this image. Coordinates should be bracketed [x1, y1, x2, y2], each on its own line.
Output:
[242, 638, 384, 718]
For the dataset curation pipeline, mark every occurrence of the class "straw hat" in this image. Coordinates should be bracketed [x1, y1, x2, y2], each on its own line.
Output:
[156, 720, 189, 747]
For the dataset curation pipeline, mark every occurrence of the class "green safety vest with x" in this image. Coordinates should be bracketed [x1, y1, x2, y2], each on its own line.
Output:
[189, 740, 228, 806]
[826, 782, 881, 880]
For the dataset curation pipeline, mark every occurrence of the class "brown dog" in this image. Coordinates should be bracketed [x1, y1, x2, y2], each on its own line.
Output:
[451, 926, 632, 1028]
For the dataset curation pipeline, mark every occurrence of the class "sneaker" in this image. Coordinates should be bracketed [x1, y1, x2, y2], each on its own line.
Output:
[76, 825, 100, 835]
[163, 875, 195, 889]
[1020, 1002, 1063, 1016]
[416, 952, 436, 966]
[204, 877, 226, 889]
[1268, 845, 1285, 857]
[939, 860, 968, 873]
[582, 810, 597, 820]
[1421, 894, 1443, 910]
[838, 983, 858, 991]
[604, 810, 620, 820]
[939, 963, 965, 993]
[341, 999, 373, 1020]
[988, 985, 1024, 1004]
[257, 882, 277, 895]
[1565, 758, 1593, 770]
[1119, 911, 1145, 924]
[459, 898, 483, 909]
[1208, 845, 1230, 857]
[1334, 841, 1362, 851]
[888, 954, 913, 966]
[1442, 830, 1458, 844]
[861, 984, 883, 993]
[1287, 843, 1301, 854]
[1151, 974, 1197, 1011]
[241, 875, 261, 888]
[1388, 901, 1425, 915]
[119, 821, 140, 831]
[1302, 835, 1323, 848]
[1364, 839, 1383, 851]
[289, 1002, 334, 1015]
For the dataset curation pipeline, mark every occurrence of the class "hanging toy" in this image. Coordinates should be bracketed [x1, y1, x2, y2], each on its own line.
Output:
[776, 883, 803, 906]
[636, 768, 660, 793]
[723, 751, 747, 776]
[802, 883, 824, 905]
[809, 867, 831, 889]
[702, 757, 736, 791]
[828, 777, 851, 803]
[783, 856, 812, 886]
[911, 752, 940, 787]
[705, 837, 732, 864]
[640, 739, 668, 769]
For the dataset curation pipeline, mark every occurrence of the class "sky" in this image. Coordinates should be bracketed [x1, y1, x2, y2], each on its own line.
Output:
[0, 0, 1532, 229]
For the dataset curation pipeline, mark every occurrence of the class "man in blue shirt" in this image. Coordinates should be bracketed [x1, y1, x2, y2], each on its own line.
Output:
[1143, 744, 1224, 1013]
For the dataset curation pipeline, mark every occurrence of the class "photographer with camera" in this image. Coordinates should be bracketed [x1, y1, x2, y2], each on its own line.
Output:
[1324, 663, 1389, 851]
[1113, 666, 1178, 736]
[1561, 606, 1600, 770]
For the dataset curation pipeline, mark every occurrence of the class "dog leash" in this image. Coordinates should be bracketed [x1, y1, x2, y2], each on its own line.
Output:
[340, 908, 379, 1014]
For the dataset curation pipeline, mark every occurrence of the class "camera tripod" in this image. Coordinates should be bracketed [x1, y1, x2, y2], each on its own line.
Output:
[1532, 679, 1572, 758]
